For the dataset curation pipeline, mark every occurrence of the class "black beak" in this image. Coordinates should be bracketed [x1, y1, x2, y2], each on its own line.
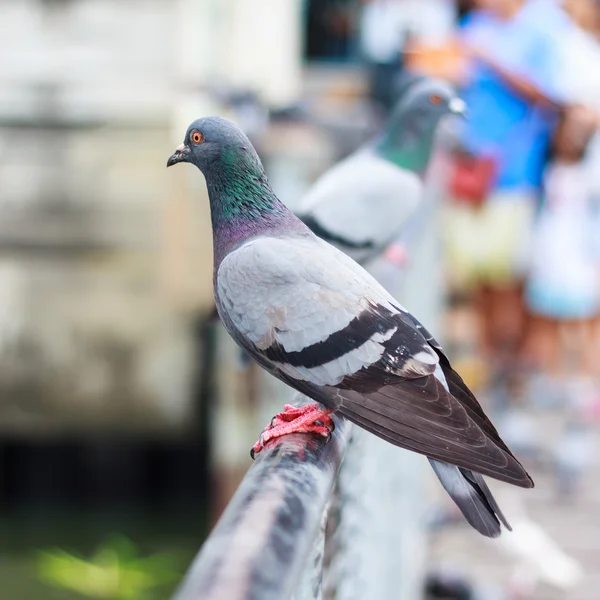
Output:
[167, 144, 190, 167]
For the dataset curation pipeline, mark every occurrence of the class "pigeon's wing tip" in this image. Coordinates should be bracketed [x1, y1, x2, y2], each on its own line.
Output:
[486, 526, 502, 539]
[514, 473, 535, 489]
[429, 460, 510, 538]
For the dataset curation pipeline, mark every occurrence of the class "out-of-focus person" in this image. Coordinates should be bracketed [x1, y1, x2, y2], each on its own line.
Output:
[359, 0, 456, 115]
[359, 0, 411, 114]
[441, 0, 562, 366]
[524, 107, 599, 374]
[524, 0, 600, 378]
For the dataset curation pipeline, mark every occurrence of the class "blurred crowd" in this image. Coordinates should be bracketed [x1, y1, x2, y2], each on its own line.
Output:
[353, 2, 600, 595]
[359, 0, 600, 505]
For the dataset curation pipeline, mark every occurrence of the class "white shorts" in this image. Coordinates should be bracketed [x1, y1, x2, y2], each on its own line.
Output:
[444, 191, 535, 290]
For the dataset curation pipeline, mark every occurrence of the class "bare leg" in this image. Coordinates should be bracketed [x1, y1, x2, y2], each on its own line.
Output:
[527, 316, 561, 375]
[477, 283, 527, 364]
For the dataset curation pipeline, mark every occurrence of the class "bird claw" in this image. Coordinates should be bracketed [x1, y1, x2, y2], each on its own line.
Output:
[249, 443, 261, 460]
[250, 403, 335, 459]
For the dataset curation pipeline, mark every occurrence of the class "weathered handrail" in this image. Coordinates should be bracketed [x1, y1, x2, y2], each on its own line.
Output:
[173, 413, 351, 600]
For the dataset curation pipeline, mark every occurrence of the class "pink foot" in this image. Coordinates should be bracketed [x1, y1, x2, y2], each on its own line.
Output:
[384, 242, 409, 267]
[250, 403, 335, 458]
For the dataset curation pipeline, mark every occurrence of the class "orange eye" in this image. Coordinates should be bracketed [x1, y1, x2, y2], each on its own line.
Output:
[191, 131, 203, 144]
[429, 93, 443, 105]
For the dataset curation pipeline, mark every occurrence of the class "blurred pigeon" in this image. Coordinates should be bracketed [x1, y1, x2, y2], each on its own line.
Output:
[167, 117, 533, 538]
[296, 78, 465, 264]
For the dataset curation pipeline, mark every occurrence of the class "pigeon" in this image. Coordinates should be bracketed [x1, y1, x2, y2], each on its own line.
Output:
[296, 78, 465, 264]
[167, 117, 533, 538]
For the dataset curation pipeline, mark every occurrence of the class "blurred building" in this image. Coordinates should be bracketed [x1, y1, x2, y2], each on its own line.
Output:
[0, 0, 380, 438]
[0, 1, 354, 541]
[1, 0, 195, 434]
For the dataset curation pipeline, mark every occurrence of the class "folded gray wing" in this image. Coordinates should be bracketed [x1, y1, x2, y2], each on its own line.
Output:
[216, 235, 437, 386]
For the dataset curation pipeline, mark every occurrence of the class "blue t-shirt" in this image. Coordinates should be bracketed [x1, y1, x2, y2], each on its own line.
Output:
[459, 4, 564, 192]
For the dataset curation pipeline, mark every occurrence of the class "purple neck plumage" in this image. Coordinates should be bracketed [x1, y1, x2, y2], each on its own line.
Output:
[204, 166, 308, 270]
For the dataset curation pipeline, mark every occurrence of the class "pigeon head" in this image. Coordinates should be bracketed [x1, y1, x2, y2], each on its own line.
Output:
[167, 117, 301, 263]
[167, 116, 264, 175]
[377, 78, 466, 173]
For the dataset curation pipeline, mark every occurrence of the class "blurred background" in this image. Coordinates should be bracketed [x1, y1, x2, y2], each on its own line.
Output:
[1, 0, 600, 598]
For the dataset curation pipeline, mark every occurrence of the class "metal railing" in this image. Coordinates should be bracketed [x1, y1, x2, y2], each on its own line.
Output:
[173, 413, 351, 600]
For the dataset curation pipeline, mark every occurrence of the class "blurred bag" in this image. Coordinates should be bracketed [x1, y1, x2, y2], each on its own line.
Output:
[448, 149, 497, 207]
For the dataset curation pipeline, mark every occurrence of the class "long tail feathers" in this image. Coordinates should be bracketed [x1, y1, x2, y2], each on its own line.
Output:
[429, 458, 511, 538]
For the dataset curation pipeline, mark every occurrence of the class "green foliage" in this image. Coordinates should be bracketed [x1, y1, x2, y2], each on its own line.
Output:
[35, 534, 182, 600]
